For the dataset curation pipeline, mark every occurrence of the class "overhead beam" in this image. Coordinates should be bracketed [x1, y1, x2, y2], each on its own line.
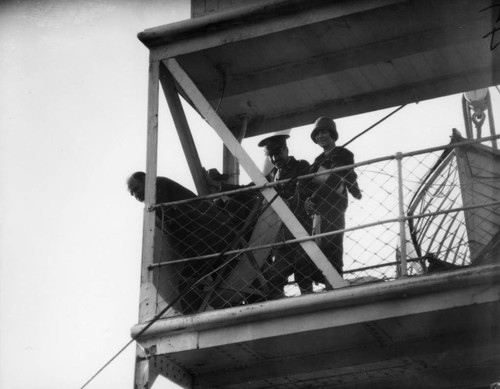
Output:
[142, 0, 405, 59]
[242, 64, 500, 137]
[195, 20, 492, 102]
[164, 57, 348, 290]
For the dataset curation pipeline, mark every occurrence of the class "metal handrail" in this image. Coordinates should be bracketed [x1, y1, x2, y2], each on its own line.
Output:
[149, 200, 500, 269]
[149, 134, 500, 210]
[148, 134, 500, 289]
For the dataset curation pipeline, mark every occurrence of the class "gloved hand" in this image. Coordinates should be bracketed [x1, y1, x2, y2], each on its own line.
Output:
[348, 181, 362, 199]
[305, 197, 317, 215]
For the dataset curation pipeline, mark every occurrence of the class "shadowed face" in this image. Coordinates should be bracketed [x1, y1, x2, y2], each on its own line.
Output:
[268, 145, 289, 169]
[315, 129, 335, 150]
[128, 177, 145, 202]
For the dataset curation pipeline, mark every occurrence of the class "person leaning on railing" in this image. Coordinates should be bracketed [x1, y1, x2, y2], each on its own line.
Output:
[203, 168, 258, 242]
[127, 171, 197, 204]
[127, 170, 238, 257]
[302, 117, 362, 282]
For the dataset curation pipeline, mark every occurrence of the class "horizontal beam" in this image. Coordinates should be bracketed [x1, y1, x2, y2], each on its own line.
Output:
[242, 63, 500, 137]
[139, 279, 500, 355]
[196, 20, 491, 102]
[142, 0, 405, 58]
[132, 264, 500, 342]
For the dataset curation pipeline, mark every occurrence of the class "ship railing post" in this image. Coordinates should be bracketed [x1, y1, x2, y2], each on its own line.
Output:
[134, 60, 160, 389]
[396, 152, 408, 277]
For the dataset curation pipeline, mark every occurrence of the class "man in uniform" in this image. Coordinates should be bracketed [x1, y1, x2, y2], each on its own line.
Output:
[257, 134, 314, 298]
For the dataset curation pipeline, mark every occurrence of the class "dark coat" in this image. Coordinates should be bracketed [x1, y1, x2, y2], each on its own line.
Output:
[155, 176, 197, 203]
[267, 156, 311, 226]
[304, 146, 361, 273]
[307, 146, 360, 218]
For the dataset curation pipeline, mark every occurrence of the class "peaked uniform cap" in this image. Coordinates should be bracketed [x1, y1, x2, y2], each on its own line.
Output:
[258, 134, 290, 155]
[257, 134, 290, 148]
[311, 116, 338, 142]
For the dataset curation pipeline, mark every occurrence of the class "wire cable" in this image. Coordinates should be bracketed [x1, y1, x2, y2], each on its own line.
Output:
[79, 175, 301, 388]
[342, 104, 406, 148]
[214, 64, 227, 113]
[79, 247, 245, 389]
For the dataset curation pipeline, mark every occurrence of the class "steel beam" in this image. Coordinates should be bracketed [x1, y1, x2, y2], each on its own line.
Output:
[132, 264, 500, 345]
[150, 355, 192, 388]
[138, 279, 500, 355]
[140, 0, 405, 59]
[159, 63, 209, 196]
[164, 57, 348, 290]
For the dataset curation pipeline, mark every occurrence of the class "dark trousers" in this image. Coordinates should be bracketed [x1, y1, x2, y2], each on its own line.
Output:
[318, 210, 345, 273]
[263, 206, 345, 297]
[263, 242, 312, 297]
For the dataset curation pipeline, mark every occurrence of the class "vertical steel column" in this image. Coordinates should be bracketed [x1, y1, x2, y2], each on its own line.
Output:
[134, 60, 160, 389]
[223, 114, 250, 185]
[140, 60, 160, 320]
[134, 344, 158, 389]
[487, 91, 498, 150]
[396, 152, 408, 277]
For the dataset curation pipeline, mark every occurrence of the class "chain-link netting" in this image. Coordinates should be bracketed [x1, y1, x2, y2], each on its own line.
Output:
[148, 138, 500, 316]
[405, 149, 468, 274]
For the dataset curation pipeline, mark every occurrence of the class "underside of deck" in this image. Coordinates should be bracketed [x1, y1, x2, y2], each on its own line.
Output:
[133, 264, 500, 389]
[139, 0, 500, 137]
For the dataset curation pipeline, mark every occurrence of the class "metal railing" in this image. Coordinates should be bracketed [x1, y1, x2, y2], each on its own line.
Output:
[146, 135, 500, 316]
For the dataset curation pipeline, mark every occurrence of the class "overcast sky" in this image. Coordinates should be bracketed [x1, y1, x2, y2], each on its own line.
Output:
[0, 1, 498, 389]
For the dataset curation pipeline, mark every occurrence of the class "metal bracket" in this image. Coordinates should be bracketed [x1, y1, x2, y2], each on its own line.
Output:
[150, 355, 193, 388]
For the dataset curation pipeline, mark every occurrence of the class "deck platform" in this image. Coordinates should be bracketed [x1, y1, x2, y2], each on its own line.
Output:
[132, 264, 500, 388]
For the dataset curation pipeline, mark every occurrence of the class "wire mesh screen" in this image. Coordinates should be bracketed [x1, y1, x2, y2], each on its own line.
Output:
[343, 159, 399, 281]
[147, 138, 499, 317]
[406, 149, 470, 273]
